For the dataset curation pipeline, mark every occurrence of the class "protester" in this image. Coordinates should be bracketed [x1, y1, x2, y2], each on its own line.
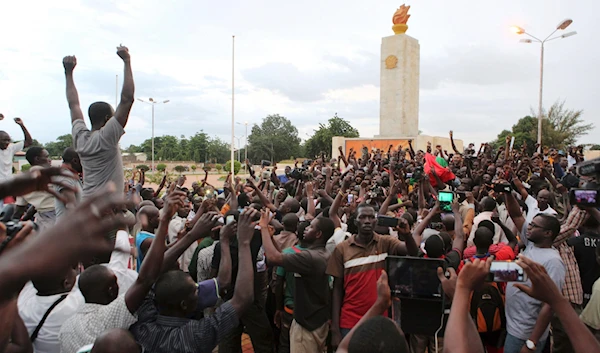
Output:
[0, 117, 33, 186]
[54, 147, 83, 219]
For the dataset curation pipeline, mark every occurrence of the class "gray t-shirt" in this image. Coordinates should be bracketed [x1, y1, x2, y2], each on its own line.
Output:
[505, 242, 565, 341]
[53, 172, 83, 219]
[72, 118, 124, 199]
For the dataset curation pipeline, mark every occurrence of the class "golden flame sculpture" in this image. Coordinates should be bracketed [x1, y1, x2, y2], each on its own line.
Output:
[392, 4, 410, 34]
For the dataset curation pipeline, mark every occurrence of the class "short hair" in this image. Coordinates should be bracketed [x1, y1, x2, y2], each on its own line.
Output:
[356, 203, 375, 215]
[425, 235, 445, 258]
[481, 197, 497, 212]
[316, 217, 335, 242]
[91, 328, 140, 353]
[88, 102, 113, 126]
[401, 212, 415, 228]
[155, 270, 195, 310]
[474, 227, 494, 249]
[478, 220, 495, 234]
[348, 316, 408, 353]
[287, 199, 301, 213]
[79, 265, 113, 300]
[442, 214, 455, 232]
[536, 214, 561, 239]
[282, 213, 299, 232]
[25, 146, 44, 165]
[62, 147, 78, 163]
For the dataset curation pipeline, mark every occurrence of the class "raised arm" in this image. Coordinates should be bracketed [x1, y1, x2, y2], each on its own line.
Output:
[449, 131, 461, 155]
[62, 56, 85, 123]
[216, 222, 235, 296]
[13, 118, 32, 148]
[114, 46, 135, 128]
[125, 190, 186, 314]
[450, 200, 465, 254]
[230, 209, 258, 316]
[329, 177, 350, 229]
[247, 178, 277, 212]
[503, 190, 525, 233]
[259, 211, 283, 266]
[306, 181, 316, 218]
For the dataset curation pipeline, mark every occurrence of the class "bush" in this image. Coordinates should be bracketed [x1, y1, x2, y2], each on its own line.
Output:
[191, 165, 197, 171]
[215, 164, 223, 173]
[173, 165, 186, 173]
[223, 160, 242, 175]
[21, 164, 31, 172]
[156, 163, 167, 172]
[136, 164, 150, 172]
[203, 165, 212, 172]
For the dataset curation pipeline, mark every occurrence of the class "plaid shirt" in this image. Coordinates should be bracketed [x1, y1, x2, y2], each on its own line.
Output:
[553, 207, 588, 305]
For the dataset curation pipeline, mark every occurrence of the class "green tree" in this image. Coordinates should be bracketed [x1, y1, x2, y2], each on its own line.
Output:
[304, 113, 359, 159]
[191, 165, 197, 172]
[156, 163, 167, 172]
[21, 164, 31, 172]
[215, 164, 223, 173]
[590, 145, 600, 151]
[136, 164, 150, 172]
[223, 160, 241, 175]
[248, 114, 301, 163]
[173, 165, 186, 173]
[44, 134, 73, 157]
[543, 100, 594, 147]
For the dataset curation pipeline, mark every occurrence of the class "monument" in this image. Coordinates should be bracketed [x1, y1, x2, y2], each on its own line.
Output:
[332, 5, 462, 157]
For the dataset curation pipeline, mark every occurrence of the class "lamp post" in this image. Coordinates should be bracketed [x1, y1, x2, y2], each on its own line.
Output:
[231, 35, 235, 177]
[137, 98, 170, 171]
[234, 136, 243, 162]
[236, 121, 248, 163]
[511, 19, 577, 151]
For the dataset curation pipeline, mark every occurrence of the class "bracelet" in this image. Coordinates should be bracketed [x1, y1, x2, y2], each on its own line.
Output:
[338, 191, 345, 198]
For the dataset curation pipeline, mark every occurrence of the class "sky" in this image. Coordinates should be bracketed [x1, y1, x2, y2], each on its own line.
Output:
[1, 0, 598, 150]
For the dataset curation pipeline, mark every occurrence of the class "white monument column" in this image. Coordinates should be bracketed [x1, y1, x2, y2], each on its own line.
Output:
[377, 5, 419, 138]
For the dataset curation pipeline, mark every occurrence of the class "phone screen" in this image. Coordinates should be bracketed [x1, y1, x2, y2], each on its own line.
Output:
[489, 261, 526, 282]
[438, 191, 454, 212]
[387, 256, 445, 299]
[572, 189, 598, 207]
[226, 215, 235, 225]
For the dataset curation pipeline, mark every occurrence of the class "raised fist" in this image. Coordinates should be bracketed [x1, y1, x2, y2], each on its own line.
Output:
[116, 45, 130, 61]
[63, 56, 77, 72]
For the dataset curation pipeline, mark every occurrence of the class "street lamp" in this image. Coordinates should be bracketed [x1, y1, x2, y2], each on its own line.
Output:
[236, 121, 248, 163]
[511, 19, 577, 151]
[137, 98, 170, 171]
[234, 136, 243, 162]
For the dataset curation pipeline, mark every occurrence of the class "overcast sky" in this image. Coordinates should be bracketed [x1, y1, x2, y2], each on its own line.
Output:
[1, 0, 598, 150]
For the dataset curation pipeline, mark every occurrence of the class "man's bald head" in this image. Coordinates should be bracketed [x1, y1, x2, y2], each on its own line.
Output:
[138, 205, 160, 231]
[90, 328, 141, 353]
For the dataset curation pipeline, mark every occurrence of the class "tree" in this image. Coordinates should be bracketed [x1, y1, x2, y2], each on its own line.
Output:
[215, 164, 223, 173]
[304, 113, 359, 159]
[44, 134, 73, 157]
[136, 164, 150, 172]
[173, 165, 186, 174]
[156, 163, 167, 172]
[591, 145, 600, 151]
[247, 114, 301, 163]
[191, 165, 197, 172]
[223, 160, 241, 175]
[543, 100, 594, 147]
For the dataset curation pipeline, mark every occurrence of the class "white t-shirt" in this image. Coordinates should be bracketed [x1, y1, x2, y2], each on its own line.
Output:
[525, 195, 557, 226]
[17, 282, 84, 353]
[104, 230, 138, 295]
[0, 141, 24, 181]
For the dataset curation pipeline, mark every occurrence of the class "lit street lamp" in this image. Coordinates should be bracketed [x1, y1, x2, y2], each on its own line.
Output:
[511, 19, 577, 151]
[137, 98, 170, 171]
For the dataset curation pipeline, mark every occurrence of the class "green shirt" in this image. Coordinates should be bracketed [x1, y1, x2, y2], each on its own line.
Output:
[276, 245, 306, 309]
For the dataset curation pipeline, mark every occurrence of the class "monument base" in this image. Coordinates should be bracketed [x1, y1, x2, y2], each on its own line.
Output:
[332, 135, 463, 160]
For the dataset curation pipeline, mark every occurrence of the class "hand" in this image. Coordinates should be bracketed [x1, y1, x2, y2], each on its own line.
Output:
[116, 45, 130, 61]
[457, 257, 493, 292]
[246, 178, 258, 190]
[238, 208, 259, 244]
[13, 117, 24, 126]
[0, 221, 35, 254]
[342, 176, 352, 191]
[190, 211, 219, 239]
[8, 167, 79, 205]
[259, 209, 274, 229]
[449, 130, 453, 137]
[395, 217, 411, 238]
[306, 181, 314, 197]
[162, 190, 186, 220]
[63, 56, 77, 72]
[338, 146, 344, 152]
[514, 255, 564, 306]
[0, 113, 4, 120]
[451, 197, 460, 213]
[375, 271, 392, 311]
[219, 221, 237, 243]
[437, 267, 457, 300]
[177, 175, 186, 186]
[431, 202, 442, 214]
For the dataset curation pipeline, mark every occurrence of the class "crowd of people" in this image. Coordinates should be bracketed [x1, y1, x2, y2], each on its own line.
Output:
[0, 46, 599, 353]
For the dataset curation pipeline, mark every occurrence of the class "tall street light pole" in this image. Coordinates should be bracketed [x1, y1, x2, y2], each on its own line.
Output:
[236, 121, 248, 164]
[511, 19, 577, 151]
[231, 35, 235, 176]
[137, 98, 170, 171]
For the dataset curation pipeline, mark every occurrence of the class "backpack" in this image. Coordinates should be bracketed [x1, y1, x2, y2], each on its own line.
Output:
[469, 282, 506, 333]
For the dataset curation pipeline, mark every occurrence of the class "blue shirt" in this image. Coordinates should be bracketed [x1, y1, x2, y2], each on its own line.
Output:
[135, 231, 155, 271]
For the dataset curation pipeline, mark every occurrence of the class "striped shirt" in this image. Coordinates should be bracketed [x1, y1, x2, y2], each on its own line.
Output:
[326, 233, 407, 329]
[553, 207, 588, 305]
[131, 292, 238, 353]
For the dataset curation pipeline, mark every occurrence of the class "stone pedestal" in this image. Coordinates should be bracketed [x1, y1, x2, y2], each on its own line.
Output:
[377, 34, 420, 138]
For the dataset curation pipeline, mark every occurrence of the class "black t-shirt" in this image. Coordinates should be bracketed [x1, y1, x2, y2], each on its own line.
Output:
[568, 232, 600, 302]
[211, 229, 263, 300]
[282, 246, 331, 331]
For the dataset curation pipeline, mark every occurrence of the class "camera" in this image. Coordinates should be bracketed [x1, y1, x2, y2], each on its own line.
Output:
[493, 183, 512, 193]
[412, 166, 425, 180]
[377, 215, 399, 227]
[577, 157, 600, 178]
[261, 160, 271, 168]
[290, 167, 311, 181]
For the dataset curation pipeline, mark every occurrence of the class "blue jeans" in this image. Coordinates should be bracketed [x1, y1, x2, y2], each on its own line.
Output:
[504, 333, 546, 353]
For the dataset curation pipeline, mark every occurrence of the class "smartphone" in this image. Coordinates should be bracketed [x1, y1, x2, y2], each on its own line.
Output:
[570, 189, 599, 207]
[493, 183, 512, 193]
[488, 261, 527, 282]
[226, 215, 235, 225]
[377, 215, 399, 227]
[386, 256, 446, 299]
[438, 191, 454, 212]
[456, 191, 467, 203]
[347, 194, 354, 203]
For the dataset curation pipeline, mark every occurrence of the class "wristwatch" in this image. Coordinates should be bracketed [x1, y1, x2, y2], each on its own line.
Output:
[526, 339, 536, 350]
